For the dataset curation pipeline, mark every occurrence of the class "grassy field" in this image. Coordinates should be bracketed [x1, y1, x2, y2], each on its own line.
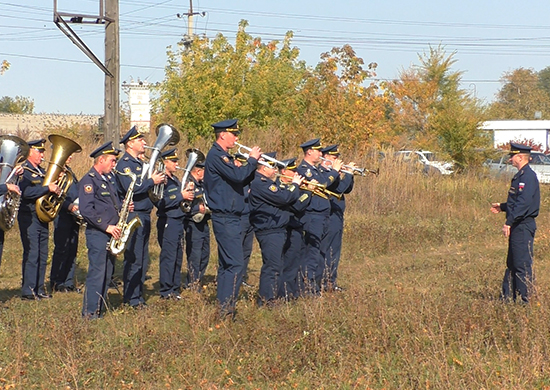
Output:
[0, 142, 549, 389]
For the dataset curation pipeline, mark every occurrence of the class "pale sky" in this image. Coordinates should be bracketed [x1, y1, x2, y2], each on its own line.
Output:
[1, 0, 550, 114]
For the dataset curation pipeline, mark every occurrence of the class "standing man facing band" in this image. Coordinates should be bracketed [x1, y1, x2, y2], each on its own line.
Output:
[115, 126, 165, 309]
[18, 139, 60, 300]
[204, 119, 261, 319]
[80, 142, 122, 319]
[49, 154, 81, 293]
[320, 144, 354, 292]
[491, 143, 540, 303]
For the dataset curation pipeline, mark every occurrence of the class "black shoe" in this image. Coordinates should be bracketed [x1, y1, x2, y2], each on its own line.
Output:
[37, 293, 52, 299]
[21, 295, 39, 301]
[65, 286, 83, 293]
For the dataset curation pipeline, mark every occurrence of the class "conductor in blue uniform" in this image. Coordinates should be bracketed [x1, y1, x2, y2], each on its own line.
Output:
[203, 119, 261, 318]
[491, 143, 540, 303]
[79, 142, 122, 319]
[18, 139, 60, 300]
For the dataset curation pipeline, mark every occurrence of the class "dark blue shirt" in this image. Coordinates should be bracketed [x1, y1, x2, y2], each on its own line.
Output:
[19, 161, 49, 214]
[156, 174, 185, 219]
[204, 142, 258, 215]
[249, 172, 301, 232]
[115, 152, 155, 213]
[278, 179, 312, 229]
[79, 167, 121, 232]
[296, 160, 339, 214]
[323, 168, 354, 214]
[500, 163, 540, 226]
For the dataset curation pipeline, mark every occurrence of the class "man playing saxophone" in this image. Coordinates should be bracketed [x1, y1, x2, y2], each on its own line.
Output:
[115, 126, 165, 309]
[155, 149, 194, 300]
[79, 141, 123, 319]
[18, 138, 60, 300]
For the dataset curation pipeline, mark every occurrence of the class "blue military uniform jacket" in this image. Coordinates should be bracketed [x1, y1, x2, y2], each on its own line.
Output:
[156, 174, 185, 219]
[19, 161, 49, 214]
[60, 166, 79, 214]
[278, 179, 312, 229]
[204, 142, 258, 215]
[79, 167, 121, 232]
[115, 152, 155, 212]
[324, 169, 354, 214]
[500, 163, 540, 227]
[296, 160, 339, 213]
[186, 176, 210, 222]
[249, 172, 301, 232]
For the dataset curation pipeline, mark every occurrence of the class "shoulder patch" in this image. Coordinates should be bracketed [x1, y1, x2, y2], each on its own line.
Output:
[221, 156, 230, 163]
[269, 184, 278, 192]
[84, 184, 93, 194]
[305, 169, 312, 178]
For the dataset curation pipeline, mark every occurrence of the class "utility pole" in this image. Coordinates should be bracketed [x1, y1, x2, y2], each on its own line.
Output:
[178, 0, 205, 49]
[53, 0, 120, 144]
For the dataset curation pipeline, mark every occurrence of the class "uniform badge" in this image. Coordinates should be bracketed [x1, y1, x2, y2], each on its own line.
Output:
[305, 169, 312, 178]
[32, 174, 37, 178]
[222, 156, 230, 163]
[124, 167, 131, 174]
[269, 184, 278, 192]
[101, 183, 106, 189]
[84, 184, 93, 194]
[519, 182, 525, 192]
[169, 195, 176, 200]
[136, 166, 141, 171]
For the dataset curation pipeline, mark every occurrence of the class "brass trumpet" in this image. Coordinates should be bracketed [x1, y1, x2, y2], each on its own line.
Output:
[320, 157, 379, 176]
[276, 173, 342, 200]
[235, 142, 287, 168]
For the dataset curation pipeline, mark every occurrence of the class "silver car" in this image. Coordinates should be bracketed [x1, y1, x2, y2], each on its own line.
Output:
[486, 151, 550, 183]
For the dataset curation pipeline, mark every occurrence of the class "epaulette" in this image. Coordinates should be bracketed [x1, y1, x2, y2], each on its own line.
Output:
[123, 156, 129, 161]
[260, 176, 267, 181]
[88, 172, 95, 177]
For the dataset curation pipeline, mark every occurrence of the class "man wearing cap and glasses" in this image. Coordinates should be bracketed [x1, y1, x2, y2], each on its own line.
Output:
[79, 141, 123, 319]
[491, 142, 540, 303]
[203, 119, 261, 319]
[115, 126, 165, 309]
[296, 138, 342, 296]
[18, 138, 61, 300]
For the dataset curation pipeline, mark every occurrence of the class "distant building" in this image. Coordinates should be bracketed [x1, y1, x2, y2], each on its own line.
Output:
[0, 113, 101, 139]
[482, 120, 550, 151]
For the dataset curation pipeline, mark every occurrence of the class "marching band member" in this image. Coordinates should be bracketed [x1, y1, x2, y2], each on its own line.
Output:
[320, 145, 354, 292]
[249, 152, 304, 306]
[233, 153, 255, 288]
[277, 158, 313, 300]
[155, 149, 194, 300]
[79, 142, 122, 319]
[184, 161, 211, 291]
[18, 139, 60, 300]
[49, 154, 81, 293]
[0, 168, 22, 272]
[204, 119, 261, 319]
[115, 126, 165, 309]
[296, 138, 342, 296]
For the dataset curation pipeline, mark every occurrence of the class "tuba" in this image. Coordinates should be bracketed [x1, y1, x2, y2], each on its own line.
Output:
[36, 134, 82, 223]
[145, 124, 180, 202]
[0, 135, 30, 231]
[179, 148, 205, 212]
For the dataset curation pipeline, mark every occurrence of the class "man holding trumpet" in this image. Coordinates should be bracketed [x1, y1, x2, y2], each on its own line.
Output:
[296, 138, 342, 296]
[204, 119, 261, 319]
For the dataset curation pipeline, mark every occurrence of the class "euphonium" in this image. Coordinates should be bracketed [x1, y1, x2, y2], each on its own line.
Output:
[145, 124, 180, 202]
[108, 169, 142, 256]
[36, 134, 82, 223]
[0, 135, 30, 231]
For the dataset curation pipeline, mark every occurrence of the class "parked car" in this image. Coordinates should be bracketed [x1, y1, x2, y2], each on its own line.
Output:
[394, 150, 454, 175]
[485, 151, 550, 183]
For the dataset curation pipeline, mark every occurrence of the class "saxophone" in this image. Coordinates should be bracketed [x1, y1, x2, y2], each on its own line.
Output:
[107, 169, 142, 256]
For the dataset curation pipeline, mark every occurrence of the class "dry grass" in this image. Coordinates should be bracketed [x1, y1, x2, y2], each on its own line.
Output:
[0, 138, 549, 389]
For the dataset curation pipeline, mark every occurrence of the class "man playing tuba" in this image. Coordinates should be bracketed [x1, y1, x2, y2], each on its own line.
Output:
[115, 126, 165, 309]
[18, 138, 61, 300]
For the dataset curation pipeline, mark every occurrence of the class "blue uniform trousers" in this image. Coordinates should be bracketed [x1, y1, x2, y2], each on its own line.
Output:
[0, 229, 4, 271]
[18, 212, 49, 296]
[502, 221, 535, 303]
[123, 211, 150, 306]
[185, 219, 210, 290]
[323, 211, 344, 288]
[82, 229, 116, 318]
[241, 212, 254, 282]
[280, 226, 304, 299]
[301, 211, 329, 294]
[211, 213, 244, 315]
[50, 214, 79, 290]
[256, 229, 286, 305]
[157, 216, 184, 297]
